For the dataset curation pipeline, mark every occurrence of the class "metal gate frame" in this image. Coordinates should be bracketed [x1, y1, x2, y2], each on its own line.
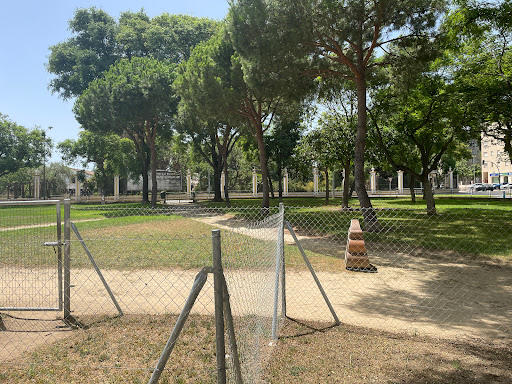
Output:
[0, 199, 66, 312]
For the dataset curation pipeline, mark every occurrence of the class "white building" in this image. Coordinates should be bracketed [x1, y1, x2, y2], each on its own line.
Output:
[481, 134, 512, 184]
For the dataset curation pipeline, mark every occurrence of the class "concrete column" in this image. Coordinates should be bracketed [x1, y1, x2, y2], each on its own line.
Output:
[252, 167, 257, 197]
[448, 167, 454, 189]
[114, 175, 120, 201]
[313, 166, 319, 196]
[186, 169, 192, 198]
[75, 177, 81, 202]
[370, 167, 377, 193]
[283, 168, 289, 197]
[429, 171, 437, 189]
[397, 170, 404, 194]
[34, 170, 41, 199]
[220, 171, 225, 198]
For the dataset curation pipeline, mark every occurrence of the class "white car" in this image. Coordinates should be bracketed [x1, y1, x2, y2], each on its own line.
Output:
[501, 182, 511, 189]
[468, 183, 484, 191]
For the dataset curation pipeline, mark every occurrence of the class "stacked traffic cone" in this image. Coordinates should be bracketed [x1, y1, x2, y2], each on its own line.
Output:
[345, 219, 377, 272]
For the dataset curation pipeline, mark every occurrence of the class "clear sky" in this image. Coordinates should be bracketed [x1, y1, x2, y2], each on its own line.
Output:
[0, 0, 229, 163]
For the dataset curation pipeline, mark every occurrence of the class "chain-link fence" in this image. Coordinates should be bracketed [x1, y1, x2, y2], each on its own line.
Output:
[1, 201, 511, 382]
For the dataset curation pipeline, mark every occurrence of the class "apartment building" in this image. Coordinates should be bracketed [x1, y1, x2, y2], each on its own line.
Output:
[481, 135, 512, 184]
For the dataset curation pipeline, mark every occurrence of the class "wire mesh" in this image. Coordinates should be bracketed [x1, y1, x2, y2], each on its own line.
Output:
[1, 201, 511, 383]
[283, 205, 512, 341]
[221, 209, 284, 383]
[0, 201, 65, 363]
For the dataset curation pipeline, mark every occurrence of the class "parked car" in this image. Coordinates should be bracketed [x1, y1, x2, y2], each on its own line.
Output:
[483, 183, 495, 191]
[501, 182, 511, 189]
[493, 183, 501, 190]
[469, 183, 484, 190]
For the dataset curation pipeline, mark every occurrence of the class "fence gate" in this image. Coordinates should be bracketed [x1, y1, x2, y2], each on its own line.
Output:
[0, 200, 63, 312]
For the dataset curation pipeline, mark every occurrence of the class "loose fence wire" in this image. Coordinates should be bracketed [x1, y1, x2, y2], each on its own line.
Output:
[221, 209, 284, 383]
[1, 202, 511, 382]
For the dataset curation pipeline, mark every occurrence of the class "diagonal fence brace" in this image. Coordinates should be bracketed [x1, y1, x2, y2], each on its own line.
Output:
[285, 221, 340, 326]
[71, 222, 123, 317]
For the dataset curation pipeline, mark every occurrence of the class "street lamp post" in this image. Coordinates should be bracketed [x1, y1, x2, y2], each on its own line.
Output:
[484, 160, 501, 187]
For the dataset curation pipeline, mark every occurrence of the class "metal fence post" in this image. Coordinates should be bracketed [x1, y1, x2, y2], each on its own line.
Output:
[222, 278, 243, 384]
[271, 224, 282, 339]
[279, 203, 286, 317]
[56, 200, 63, 311]
[212, 229, 227, 384]
[63, 199, 71, 321]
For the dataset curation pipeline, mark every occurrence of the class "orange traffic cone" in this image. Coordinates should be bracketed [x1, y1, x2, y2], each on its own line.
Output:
[345, 219, 377, 272]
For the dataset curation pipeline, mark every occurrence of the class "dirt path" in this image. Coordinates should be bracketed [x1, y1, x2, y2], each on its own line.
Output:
[2, 254, 511, 363]
[0, 218, 104, 232]
[194, 212, 512, 342]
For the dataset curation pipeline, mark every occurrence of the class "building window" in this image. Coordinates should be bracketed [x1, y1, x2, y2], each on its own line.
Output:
[484, 152, 488, 157]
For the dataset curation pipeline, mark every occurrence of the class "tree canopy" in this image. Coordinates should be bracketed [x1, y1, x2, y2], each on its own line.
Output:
[0, 114, 50, 178]
[228, 1, 313, 208]
[448, 0, 512, 162]
[249, 0, 447, 223]
[74, 57, 178, 207]
[58, 131, 135, 195]
[48, 8, 218, 99]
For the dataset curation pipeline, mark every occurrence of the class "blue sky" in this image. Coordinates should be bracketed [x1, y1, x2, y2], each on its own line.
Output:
[0, 0, 229, 163]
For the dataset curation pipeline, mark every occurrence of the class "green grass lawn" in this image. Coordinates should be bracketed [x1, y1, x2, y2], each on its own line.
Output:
[202, 197, 512, 258]
[202, 195, 512, 211]
[0, 204, 331, 271]
[1, 197, 511, 271]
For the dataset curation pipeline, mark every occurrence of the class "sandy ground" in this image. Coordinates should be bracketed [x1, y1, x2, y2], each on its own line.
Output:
[1, 213, 511, 363]
[2, 256, 511, 362]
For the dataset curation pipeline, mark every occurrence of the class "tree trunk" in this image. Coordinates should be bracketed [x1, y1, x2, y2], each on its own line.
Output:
[130, 133, 149, 204]
[222, 146, 231, 207]
[342, 161, 351, 209]
[255, 121, 270, 210]
[142, 153, 149, 204]
[150, 141, 158, 208]
[268, 172, 275, 199]
[208, 142, 223, 202]
[96, 162, 107, 197]
[324, 168, 329, 205]
[212, 165, 222, 202]
[354, 77, 379, 230]
[420, 173, 436, 214]
[409, 174, 416, 203]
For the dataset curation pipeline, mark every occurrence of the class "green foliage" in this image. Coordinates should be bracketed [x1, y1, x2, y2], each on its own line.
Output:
[370, 62, 479, 212]
[227, 1, 316, 207]
[175, 28, 242, 201]
[447, 0, 512, 161]
[47, 7, 119, 99]
[254, 0, 447, 210]
[75, 57, 177, 133]
[58, 131, 135, 193]
[48, 8, 219, 99]
[74, 56, 178, 206]
[0, 114, 51, 178]
[41, 162, 74, 196]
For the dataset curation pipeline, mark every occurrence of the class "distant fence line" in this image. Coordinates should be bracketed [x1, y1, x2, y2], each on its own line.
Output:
[3, 187, 512, 204]
[4, 166, 468, 202]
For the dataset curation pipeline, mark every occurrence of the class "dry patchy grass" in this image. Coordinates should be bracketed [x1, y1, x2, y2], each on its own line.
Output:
[2, 316, 511, 384]
[266, 319, 512, 384]
[1, 314, 217, 384]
